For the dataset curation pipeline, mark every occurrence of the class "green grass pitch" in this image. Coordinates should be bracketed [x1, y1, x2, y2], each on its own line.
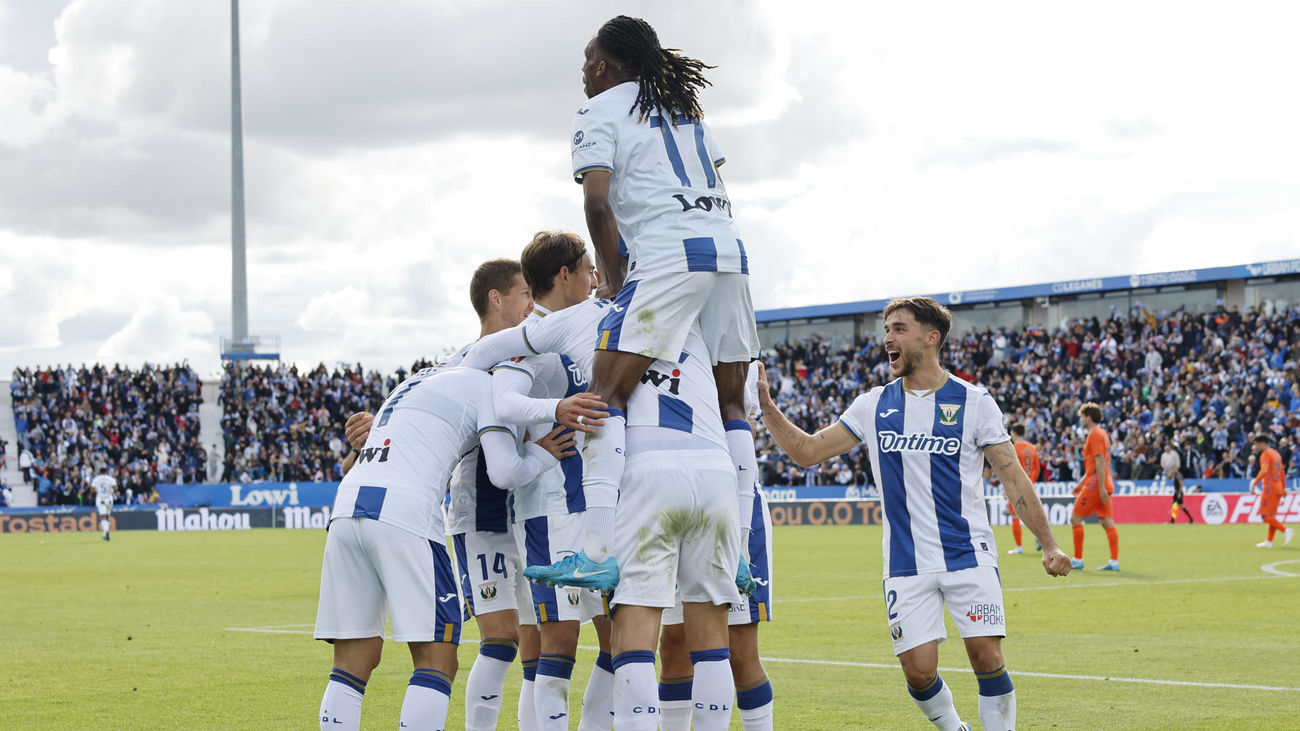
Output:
[3, 522, 1297, 728]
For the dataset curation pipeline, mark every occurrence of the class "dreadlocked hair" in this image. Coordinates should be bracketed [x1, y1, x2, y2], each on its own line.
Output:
[595, 15, 714, 124]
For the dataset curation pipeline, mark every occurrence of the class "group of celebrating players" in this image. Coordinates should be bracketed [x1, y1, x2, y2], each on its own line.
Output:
[310, 14, 1104, 731]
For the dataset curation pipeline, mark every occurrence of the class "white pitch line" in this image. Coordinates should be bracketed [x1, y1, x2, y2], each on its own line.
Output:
[1262, 559, 1300, 577]
[760, 657, 1300, 693]
[780, 571, 1298, 603]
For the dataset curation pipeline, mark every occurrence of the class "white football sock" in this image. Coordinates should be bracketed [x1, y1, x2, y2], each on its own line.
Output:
[400, 669, 452, 730]
[464, 640, 516, 730]
[577, 652, 615, 731]
[535, 653, 575, 730]
[518, 662, 539, 731]
[319, 670, 364, 731]
[580, 412, 625, 561]
[736, 677, 774, 731]
[725, 422, 759, 536]
[612, 651, 659, 731]
[977, 665, 1016, 731]
[909, 674, 963, 731]
[690, 649, 735, 731]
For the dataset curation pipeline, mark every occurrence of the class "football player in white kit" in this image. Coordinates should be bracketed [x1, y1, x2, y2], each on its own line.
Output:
[463, 296, 743, 731]
[533, 15, 762, 587]
[342, 258, 543, 731]
[92, 470, 116, 541]
[658, 366, 775, 730]
[485, 232, 617, 731]
[757, 298, 1072, 731]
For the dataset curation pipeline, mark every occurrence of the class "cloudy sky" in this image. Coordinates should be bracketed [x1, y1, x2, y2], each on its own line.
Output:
[2, 0, 1299, 378]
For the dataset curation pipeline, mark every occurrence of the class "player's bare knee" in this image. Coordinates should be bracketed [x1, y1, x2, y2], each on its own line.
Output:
[539, 620, 581, 655]
[658, 625, 692, 678]
[964, 637, 1004, 674]
[333, 637, 383, 678]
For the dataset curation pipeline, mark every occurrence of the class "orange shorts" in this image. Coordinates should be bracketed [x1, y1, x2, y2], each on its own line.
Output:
[1260, 494, 1282, 516]
[1072, 489, 1114, 519]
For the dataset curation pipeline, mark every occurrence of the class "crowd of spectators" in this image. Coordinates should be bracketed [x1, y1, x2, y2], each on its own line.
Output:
[9, 304, 1300, 495]
[757, 303, 1300, 487]
[9, 364, 205, 506]
[217, 362, 402, 483]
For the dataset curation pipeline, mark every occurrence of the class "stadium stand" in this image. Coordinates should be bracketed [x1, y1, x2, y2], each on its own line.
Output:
[216, 362, 403, 483]
[8, 364, 206, 506]
[758, 304, 1300, 486]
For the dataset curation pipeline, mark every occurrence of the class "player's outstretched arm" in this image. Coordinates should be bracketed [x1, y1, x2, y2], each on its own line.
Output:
[478, 427, 574, 490]
[986, 441, 1071, 577]
[490, 365, 607, 435]
[581, 170, 623, 297]
[461, 327, 531, 371]
[756, 362, 857, 468]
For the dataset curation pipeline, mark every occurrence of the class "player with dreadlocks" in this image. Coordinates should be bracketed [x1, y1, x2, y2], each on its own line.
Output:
[526, 14, 763, 731]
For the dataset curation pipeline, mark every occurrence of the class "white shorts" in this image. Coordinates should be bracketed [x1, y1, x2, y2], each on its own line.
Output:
[663, 488, 773, 626]
[597, 271, 760, 364]
[521, 513, 607, 623]
[611, 450, 741, 611]
[452, 529, 531, 621]
[884, 566, 1005, 655]
[96, 499, 113, 516]
[314, 517, 462, 643]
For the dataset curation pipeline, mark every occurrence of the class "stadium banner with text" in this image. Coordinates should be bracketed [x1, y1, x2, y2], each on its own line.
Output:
[767, 500, 884, 526]
[984, 493, 1300, 525]
[0, 506, 332, 532]
[759, 478, 1280, 504]
[156, 482, 341, 508]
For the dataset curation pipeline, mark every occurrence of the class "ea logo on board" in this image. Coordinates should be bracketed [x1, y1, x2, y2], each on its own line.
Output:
[1201, 493, 1228, 525]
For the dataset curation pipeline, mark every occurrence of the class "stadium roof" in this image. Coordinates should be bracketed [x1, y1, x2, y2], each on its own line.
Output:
[755, 257, 1300, 323]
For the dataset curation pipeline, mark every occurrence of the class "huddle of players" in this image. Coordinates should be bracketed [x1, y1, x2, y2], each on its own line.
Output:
[313, 15, 772, 731]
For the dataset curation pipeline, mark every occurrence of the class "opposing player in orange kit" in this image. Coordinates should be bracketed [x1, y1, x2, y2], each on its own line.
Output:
[1251, 434, 1294, 548]
[1007, 425, 1041, 555]
[1068, 403, 1119, 571]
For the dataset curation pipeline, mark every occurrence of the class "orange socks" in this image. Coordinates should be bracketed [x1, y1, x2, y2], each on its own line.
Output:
[1106, 527, 1119, 561]
[1072, 525, 1084, 559]
[1264, 516, 1286, 539]
[1011, 518, 1022, 547]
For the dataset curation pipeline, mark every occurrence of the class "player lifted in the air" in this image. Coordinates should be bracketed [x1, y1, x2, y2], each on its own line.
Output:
[314, 364, 572, 731]
[534, 15, 762, 587]
[758, 297, 1071, 731]
[92, 470, 116, 541]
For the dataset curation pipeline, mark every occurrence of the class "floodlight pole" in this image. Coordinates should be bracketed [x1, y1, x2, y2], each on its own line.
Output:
[230, 0, 249, 349]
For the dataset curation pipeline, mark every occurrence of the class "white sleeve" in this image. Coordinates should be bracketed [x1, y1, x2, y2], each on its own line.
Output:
[474, 384, 556, 489]
[972, 391, 1011, 448]
[461, 327, 531, 371]
[490, 363, 560, 428]
[703, 120, 726, 168]
[836, 391, 876, 445]
[571, 103, 616, 182]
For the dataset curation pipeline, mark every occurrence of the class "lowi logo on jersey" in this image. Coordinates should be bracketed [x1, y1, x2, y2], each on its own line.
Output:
[938, 404, 962, 426]
[355, 439, 393, 466]
[878, 431, 961, 456]
[640, 368, 681, 395]
[965, 602, 1004, 626]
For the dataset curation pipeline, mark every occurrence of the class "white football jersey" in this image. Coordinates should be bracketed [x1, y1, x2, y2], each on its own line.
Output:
[334, 367, 519, 541]
[489, 306, 589, 521]
[837, 374, 1010, 579]
[520, 298, 725, 450]
[92, 474, 115, 501]
[570, 82, 748, 281]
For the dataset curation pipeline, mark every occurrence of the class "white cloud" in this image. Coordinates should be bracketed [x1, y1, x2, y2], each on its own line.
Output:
[98, 294, 217, 365]
[2, 0, 1299, 378]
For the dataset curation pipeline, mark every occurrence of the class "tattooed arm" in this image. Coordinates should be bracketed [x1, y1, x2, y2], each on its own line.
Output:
[985, 440, 1072, 577]
[755, 362, 858, 467]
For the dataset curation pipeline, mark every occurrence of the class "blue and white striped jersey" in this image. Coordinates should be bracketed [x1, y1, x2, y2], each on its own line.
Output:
[484, 306, 590, 520]
[333, 367, 554, 541]
[570, 82, 747, 281]
[837, 374, 1010, 579]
